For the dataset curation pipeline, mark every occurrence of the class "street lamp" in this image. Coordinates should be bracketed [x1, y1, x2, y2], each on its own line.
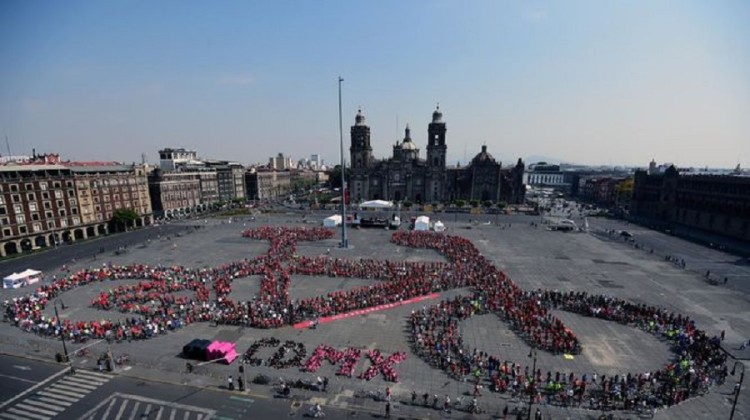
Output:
[53, 300, 72, 373]
[527, 347, 537, 420]
[730, 361, 745, 420]
[337, 76, 348, 248]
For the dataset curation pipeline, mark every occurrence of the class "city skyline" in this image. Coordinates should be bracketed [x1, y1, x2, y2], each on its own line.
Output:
[1, 1, 748, 168]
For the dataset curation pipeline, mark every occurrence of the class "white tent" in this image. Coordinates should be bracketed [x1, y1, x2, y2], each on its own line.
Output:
[359, 200, 394, 209]
[433, 221, 446, 232]
[3, 269, 43, 289]
[414, 215, 430, 231]
[323, 214, 342, 227]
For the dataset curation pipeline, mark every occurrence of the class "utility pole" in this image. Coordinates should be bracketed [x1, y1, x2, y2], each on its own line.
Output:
[338, 76, 348, 248]
[54, 301, 72, 373]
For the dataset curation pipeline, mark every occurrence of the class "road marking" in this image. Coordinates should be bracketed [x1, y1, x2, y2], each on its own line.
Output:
[15, 402, 58, 417]
[58, 377, 100, 390]
[155, 406, 164, 420]
[19, 399, 64, 413]
[6, 407, 50, 420]
[169, 407, 177, 420]
[128, 401, 140, 420]
[47, 383, 87, 397]
[115, 398, 129, 420]
[0, 367, 68, 412]
[12, 365, 31, 371]
[36, 391, 78, 403]
[102, 397, 118, 419]
[0, 373, 37, 384]
[32, 396, 71, 407]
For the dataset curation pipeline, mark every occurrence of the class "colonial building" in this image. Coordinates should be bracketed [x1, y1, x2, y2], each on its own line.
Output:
[148, 170, 202, 218]
[348, 107, 525, 204]
[1, 161, 153, 258]
[245, 168, 292, 201]
[68, 163, 152, 231]
[631, 166, 750, 242]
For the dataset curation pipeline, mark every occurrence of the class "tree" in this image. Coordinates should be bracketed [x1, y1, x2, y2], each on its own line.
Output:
[111, 208, 139, 232]
[327, 165, 351, 189]
[455, 199, 466, 208]
[402, 201, 413, 210]
[469, 200, 480, 208]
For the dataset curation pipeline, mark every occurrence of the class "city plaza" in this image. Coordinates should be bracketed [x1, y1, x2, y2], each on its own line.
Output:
[1, 211, 748, 419]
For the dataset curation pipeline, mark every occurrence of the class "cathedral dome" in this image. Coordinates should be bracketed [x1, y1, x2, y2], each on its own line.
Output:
[401, 125, 417, 150]
[472, 145, 496, 164]
[402, 139, 417, 151]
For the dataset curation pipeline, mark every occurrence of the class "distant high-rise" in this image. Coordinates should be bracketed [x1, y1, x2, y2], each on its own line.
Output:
[269, 153, 294, 170]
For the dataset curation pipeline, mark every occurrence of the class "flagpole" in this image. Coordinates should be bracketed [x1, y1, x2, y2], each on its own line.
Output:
[338, 76, 348, 248]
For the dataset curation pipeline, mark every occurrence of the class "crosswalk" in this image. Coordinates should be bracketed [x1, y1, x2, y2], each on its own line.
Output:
[79, 393, 216, 420]
[0, 369, 113, 420]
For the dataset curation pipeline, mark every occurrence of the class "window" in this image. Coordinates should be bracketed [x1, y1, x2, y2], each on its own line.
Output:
[45, 211, 53, 219]
[53, 182, 61, 189]
[19, 225, 27, 234]
[12, 194, 20, 202]
[2, 228, 10, 237]
[29, 202, 37, 212]
[54, 190, 63, 199]
[47, 221, 55, 229]
[44, 202, 51, 210]
[68, 190, 75, 198]
[27, 193, 36, 201]
[66, 181, 73, 188]
[72, 217, 80, 225]
[14, 204, 22, 213]
[10, 184, 18, 192]
[25, 183, 33, 191]
[0, 195, 3, 204]
[60, 219, 67, 227]
[42, 192, 49, 200]
[32, 213, 40, 221]
[71, 208, 78, 215]
[40, 182, 47, 191]
[16, 214, 25, 224]
[33, 223, 42, 232]
[58, 209, 66, 217]
[1, 217, 8, 225]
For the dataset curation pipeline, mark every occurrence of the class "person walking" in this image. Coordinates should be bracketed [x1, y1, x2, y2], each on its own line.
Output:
[385, 401, 391, 418]
[227, 375, 234, 391]
[238, 375, 245, 392]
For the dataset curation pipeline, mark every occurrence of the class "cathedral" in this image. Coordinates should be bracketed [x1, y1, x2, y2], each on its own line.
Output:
[349, 107, 526, 205]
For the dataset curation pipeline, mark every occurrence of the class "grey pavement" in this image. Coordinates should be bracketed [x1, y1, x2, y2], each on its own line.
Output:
[0, 212, 748, 419]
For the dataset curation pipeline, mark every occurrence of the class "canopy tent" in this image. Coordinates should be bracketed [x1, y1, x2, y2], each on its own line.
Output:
[359, 200, 394, 209]
[3, 269, 43, 289]
[323, 214, 342, 227]
[414, 215, 430, 231]
[433, 220, 446, 232]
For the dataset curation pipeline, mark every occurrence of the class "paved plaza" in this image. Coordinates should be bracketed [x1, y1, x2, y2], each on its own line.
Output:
[1, 213, 748, 419]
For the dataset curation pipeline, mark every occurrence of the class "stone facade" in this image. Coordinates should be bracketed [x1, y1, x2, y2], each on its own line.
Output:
[349, 107, 525, 205]
[631, 167, 750, 242]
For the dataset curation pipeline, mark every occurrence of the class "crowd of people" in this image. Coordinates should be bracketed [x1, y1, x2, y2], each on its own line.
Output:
[410, 290, 726, 411]
[2, 225, 727, 411]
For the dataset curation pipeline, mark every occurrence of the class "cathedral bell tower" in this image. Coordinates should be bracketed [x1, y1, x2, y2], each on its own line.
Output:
[349, 109, 372, 203]
[426, 105, 447, 202]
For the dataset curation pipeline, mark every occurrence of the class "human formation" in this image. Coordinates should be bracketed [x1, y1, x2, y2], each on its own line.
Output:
[3, 226, 727, 411]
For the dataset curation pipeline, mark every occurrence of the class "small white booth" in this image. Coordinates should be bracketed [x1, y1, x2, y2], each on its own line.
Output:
[3, 269, 43, 289]
[414, 215, 430, 231]
[359, 200, 394, 210]
[433, 220, 446, 232]
[323, 214, 342, 227]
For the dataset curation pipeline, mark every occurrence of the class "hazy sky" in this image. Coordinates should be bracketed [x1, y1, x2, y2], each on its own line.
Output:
[1, 1, 748, 168]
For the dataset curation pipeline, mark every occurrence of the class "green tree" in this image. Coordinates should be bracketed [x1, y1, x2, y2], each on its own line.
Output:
[111, 208, 138, 232]
[402, 201, 413, 209]
[469, 200, 480, 208]
[455, 199, 466, 208]
[327, 165, 351, 189]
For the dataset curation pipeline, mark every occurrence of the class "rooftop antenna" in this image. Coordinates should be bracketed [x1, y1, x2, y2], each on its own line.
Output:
[4, 135, 10, 156]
